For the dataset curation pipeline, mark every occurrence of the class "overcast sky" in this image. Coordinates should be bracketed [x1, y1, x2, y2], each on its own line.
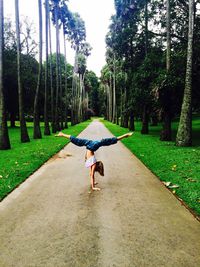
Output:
[4, 0, 115, 77]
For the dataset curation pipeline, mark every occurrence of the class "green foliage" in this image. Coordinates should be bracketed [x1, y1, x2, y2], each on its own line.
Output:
[103, 117, 200, 216]
[0, 120, 90, 200]
[4, 50, 38, 116]
[85, 71, 101, 115]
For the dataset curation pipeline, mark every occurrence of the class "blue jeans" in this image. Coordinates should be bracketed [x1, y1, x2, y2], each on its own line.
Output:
[70, 136, 118, 152]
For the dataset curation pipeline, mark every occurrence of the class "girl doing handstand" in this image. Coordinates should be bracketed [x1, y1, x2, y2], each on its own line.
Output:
[55, 132, 133, 191]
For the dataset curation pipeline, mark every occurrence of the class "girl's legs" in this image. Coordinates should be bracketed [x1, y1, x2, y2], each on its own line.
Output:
[117, 132, 133, 141]
[55, 132, 90, 147]
[70, 136, 90, 147]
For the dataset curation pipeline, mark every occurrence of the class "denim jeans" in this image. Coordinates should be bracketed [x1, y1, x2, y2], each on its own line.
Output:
[70, 136, 118, 152]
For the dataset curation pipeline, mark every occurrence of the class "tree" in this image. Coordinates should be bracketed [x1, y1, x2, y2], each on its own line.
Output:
[50, 0, 61, 130]
[33, 0, 43, 139]
[0, 0, 11, 150]
[176, 0, 194, 146]
[44, 0, 51, 135]
[15, 0, 30, 142]
[160, 0, 172, 141]
[48, 6, 56, 133]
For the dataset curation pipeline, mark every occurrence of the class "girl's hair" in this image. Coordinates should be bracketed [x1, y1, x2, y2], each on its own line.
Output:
[95, 161, 104, 176]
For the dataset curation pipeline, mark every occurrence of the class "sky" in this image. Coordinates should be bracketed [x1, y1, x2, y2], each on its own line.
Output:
[4, 0, 115, 77]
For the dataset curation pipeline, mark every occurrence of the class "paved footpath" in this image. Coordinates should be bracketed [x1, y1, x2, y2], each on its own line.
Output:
[0, 120, 200, 267]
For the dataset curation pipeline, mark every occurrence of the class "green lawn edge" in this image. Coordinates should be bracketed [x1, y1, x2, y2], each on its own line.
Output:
[102, 119, 200, 218]
[0, 120, 91, 201]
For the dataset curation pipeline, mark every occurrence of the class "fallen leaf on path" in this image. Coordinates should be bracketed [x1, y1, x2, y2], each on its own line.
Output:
[186, 178, 197, 182]
[163, 181, 171, 187]
[168, 184, 179, 189]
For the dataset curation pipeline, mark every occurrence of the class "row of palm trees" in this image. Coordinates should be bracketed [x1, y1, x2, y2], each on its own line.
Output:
[0, 0, 91, 149]
[102, 0, 195, 147]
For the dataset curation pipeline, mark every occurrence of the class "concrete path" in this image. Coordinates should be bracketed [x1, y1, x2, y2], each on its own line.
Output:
[0, 120, 200, 267]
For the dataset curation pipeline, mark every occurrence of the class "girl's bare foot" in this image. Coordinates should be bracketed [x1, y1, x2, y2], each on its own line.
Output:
[126, 132, 133, 137]
[55, 131, 64, 137]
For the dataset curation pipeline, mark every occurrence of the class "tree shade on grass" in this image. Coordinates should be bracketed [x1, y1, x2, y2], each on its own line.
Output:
[103, 117, 200, 217]
[0, 120, 90, 201]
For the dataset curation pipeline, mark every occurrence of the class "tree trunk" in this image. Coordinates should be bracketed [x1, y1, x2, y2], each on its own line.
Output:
[109, 73, 112, 121]
[63, 26, 68, 128]
[151, 114, 158, 126]
[15, 0, 30, 143]
[141, 105, 149, 134]
[120, 87, 123, 127]
[58, 34, 64, 129]
[49, 14, 56, 133]
[44, 0, 50, 135]
[129, 111, 135, 131]
[176, 0, 194, 146]
[0, 0, 11, 149]
[10, 112, 16, 128]
[112, 54, 116, 123]
[54, 3, 60, 131]
[160, 110, 171, 140]
[106, 84, 109, 120]
[160, 0, 172, 141]
[33, 0, 43, 139]
[145, 0, 148, 56]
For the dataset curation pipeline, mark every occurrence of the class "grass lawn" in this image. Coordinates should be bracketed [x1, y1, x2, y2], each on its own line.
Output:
[102, 117, 200, 218]
[0, 121, 90, 201]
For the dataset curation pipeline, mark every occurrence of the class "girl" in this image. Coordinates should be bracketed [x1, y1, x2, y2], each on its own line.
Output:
[55, 132, 133, 191]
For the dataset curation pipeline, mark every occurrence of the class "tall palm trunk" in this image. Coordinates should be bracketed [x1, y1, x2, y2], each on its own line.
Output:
[141, 105, 149, 134]
[71, 50, 78, 125]
[63, 27, 68, 128]
[0, 0, 10, 150]
[54, 2, 60, 131]
[109, 72, 113, 121]
[112, 54, 116, 123]
[15, 0, 30, 143]
[58, 35, 64, 129]
[141, 0, 149, 134]
[160, 0, 172, 141]
[33, 0, 43, 139]
[129, 111, 135, 131]
[44, 0, 50, 135]
[49, 13, 56, 133]
[176, 0, 194, 146]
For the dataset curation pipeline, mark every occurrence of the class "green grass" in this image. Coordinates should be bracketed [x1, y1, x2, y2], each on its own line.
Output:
[102, 117, 200, 217]
[0, 121, 90, 200]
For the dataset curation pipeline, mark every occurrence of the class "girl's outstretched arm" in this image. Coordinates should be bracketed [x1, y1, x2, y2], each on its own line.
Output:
[117, 132, 133, 141]
[55, 132, 71, 139]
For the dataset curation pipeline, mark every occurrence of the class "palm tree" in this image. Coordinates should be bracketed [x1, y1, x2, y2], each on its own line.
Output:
[51, 0, 61, 131]
[33, 0, 43, 139]
[160, 0, 172, 141]
[60, 1, 70, 128]
[15, 0, 30, 143]
[48, 8, 56, 133]
[44, 0, 51, 135]
[141, 0, 149, 135]
[63, 26, 68, 128]
[0, 0, 11, 150]
[176, 0, 194, 146]
[112, 54, 116, 123]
